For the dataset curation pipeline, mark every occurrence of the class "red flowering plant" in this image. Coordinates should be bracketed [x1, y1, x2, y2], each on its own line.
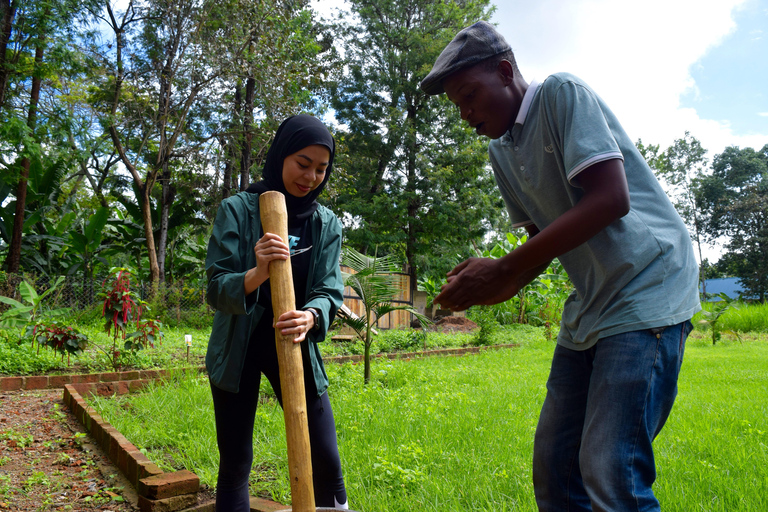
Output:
[99, 267, 164, 371]
[30, 322, 89, 365]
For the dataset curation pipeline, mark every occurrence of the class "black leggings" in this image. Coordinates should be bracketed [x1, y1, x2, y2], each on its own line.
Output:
[210, 337, 347, 511]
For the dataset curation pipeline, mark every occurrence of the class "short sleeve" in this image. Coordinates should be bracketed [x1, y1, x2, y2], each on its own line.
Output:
[545, 78, 624, 183]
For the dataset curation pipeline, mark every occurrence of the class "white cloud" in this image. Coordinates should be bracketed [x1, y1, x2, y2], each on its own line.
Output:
[493, 0, 766, 156]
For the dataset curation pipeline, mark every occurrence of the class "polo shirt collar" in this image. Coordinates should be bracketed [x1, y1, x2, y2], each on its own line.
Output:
[514, 79, 540, 126]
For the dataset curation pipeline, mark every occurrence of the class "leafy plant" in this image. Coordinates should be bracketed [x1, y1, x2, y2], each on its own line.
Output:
[479, 232, 571, 325]
[467, 306, 498, 346]
[29, 321, 89, 364]
[416, 275, 443, 313]
[698, 292, 741, 345]
[0, 276, 69, 331]
[339, 247, 431, 384]
[95, 267, 164, 370]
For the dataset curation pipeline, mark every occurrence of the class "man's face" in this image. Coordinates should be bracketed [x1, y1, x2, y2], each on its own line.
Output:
[443, 62, 519, 140]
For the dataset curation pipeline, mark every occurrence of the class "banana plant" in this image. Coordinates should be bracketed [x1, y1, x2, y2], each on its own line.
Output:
[0, 276, 69, 331]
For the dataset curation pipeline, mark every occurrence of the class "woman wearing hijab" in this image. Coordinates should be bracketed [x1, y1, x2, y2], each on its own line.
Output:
[205, 114, 348, 511]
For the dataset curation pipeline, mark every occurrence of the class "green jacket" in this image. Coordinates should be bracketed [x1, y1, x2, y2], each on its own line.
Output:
[205, 192, 344, 395]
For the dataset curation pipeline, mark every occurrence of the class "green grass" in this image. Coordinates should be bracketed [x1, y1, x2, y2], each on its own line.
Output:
[88, 327, 768, 511]
[0, 316, 531, 375]
[0, 324, 210, 375]
[692, 300, 768, 333]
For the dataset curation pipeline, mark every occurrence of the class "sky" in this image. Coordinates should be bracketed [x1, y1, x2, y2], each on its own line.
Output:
[311, 0, 768, 261]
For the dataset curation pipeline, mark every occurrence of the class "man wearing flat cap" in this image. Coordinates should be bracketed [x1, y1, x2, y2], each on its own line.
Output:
[423, 20, 700, 512]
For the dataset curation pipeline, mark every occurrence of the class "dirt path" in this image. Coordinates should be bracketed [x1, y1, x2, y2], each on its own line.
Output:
[0, 389, 137, 511]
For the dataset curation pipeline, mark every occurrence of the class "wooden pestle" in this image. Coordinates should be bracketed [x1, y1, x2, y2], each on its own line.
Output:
[259, 191, 316, 512]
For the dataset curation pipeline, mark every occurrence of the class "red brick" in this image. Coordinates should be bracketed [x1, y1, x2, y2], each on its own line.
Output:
[102, 426, 120, 460]
[117, 441, 139, 474]
[138, 493, 197, 512]
[72, 373, 99, 384]
[127, 451, 152, 487]
[122, 370, 140, 380]
[95, 382, 116, 396]
[24, 375, 48, 390]
[1, 377, 23, 392]
[140, 369, 161, 380]
[90, 416, 104, 443]
[139, 470, 199, 499]
[129, 379, 152, 393]
[138, 461, 164, 481]
[100, 372, 120, 382]
[48, 375, 72, 388]
[249, 497, 288, 512]
[116, 381, 131, 395]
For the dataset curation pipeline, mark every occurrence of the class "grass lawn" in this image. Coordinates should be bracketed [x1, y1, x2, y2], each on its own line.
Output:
[88, 327, 768, 511]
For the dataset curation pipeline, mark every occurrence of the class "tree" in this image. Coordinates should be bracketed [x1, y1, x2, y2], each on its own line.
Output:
[0, 0, 101, 275]
[339, 246, 429, 384]
[652, 132, 710, 294]
[327, 0, 503, 289]
[697, 144, 768, 301]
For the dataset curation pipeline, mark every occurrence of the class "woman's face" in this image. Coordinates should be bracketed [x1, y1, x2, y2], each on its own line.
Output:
[282, 144, 331, 197]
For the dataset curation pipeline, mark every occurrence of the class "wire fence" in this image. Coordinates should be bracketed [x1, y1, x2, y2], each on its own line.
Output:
[1, 269, 417, 330]
[0, 272, 213, 328]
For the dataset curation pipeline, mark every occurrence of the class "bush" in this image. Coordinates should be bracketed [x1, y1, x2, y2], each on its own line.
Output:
[467, 306, 498, 346]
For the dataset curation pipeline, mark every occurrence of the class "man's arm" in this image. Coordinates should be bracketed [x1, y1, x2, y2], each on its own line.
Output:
[435, 158, 630, 311]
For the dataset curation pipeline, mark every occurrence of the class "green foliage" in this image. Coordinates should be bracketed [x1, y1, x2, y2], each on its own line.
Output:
[466, 306, 497, 346]
[96, 267, 163, 370]
[479, 232, 572, 327]
[328, 0, 501, 282]
[417, 275, 442, 310]
[697, 144, 768, 301]
[0, 275, 68, 330]
[0, 332, 67, 375]
[29, 321, 89, 363]
[697, 293, 742, 345]
[339, 246, 431, 384]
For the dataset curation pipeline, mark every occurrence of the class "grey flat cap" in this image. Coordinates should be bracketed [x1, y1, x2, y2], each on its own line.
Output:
[420, 21, 511, 95]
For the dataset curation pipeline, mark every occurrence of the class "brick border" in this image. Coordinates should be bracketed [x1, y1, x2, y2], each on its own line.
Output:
[2, 344, 518, 392]
[14, 344, 518, 511]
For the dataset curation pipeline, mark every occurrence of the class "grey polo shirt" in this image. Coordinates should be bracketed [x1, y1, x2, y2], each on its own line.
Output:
[489, 72, 701, 350]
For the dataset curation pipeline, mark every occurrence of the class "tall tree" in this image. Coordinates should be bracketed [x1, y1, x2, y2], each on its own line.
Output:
[650, 132, 709, 294]
[0, 0, 94, 273]
[697, 144, 768, 301]
[91, 0, 332, 285]
[328, 0, 502, 287]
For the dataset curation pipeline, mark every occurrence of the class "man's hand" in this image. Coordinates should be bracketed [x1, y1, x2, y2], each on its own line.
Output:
[434, 257, 522, 311]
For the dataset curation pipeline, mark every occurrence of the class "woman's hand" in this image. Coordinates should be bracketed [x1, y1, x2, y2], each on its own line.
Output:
[275, 309, 315, 343]
[244, 233, 290, 294]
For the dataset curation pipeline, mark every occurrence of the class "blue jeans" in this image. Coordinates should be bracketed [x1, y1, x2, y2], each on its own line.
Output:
[533, 321, 691, 512]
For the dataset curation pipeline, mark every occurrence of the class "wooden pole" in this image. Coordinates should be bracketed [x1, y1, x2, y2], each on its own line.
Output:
[259, 191, 316, 512]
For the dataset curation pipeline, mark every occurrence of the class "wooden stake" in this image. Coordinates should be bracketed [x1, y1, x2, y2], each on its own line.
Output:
[259, 191, 316, 512]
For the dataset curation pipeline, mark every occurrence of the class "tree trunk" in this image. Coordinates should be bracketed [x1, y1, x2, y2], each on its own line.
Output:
[3, 42, 43, 273]
[139, 182, 161, 288]
[239, 76, 255, 191]
[0, 0, 17, 108]
[157, 165, 175, 280]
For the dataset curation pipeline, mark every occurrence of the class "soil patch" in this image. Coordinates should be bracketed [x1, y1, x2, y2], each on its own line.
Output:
[0, 389, 137, 511]
[433, 316, 478, 333]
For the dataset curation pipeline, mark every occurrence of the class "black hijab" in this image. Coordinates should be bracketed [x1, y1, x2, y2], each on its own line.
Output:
[246, 114, 335, 225]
